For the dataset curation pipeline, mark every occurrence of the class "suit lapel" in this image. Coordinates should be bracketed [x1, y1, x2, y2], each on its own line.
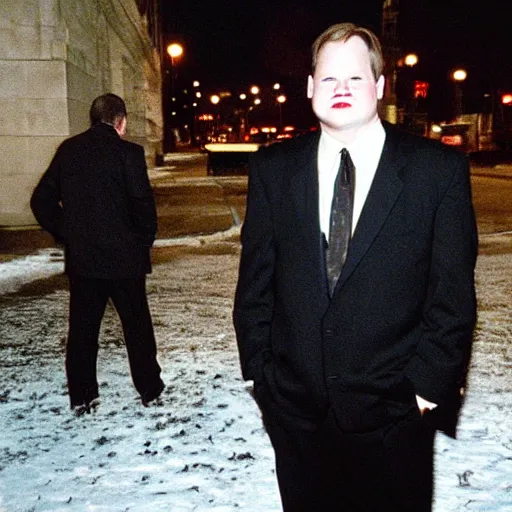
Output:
[336, 127, 406, 290]
[286, 132, 332, 299]
[288, 133, 322, 253]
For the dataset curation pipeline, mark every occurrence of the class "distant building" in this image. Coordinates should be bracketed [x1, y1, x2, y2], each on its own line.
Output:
[0, 0, 162, 226]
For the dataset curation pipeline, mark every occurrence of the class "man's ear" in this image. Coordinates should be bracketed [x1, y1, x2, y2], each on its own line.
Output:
[115, 116, 127, 137]
[307, 75, 314, 99]
[376, 75, 385, 100]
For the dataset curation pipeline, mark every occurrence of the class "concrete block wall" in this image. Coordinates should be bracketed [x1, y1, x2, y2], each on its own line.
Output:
[0, 0, 162, 226]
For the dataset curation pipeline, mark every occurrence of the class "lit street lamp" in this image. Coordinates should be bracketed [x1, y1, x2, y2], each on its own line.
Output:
[277, 94, 286, 130]
[210, 95, 221, 137]
[166, 43, 183, 97]
[452, 69, 467, 82]
[404, 53, 418, 67]
[396, 53, 420, 130]
[167, 43, 183, 61]
[452, 68, 467, 119]
[163, 42, 184, 153]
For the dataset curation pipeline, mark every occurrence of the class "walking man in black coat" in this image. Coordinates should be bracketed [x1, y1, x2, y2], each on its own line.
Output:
[31, 93, 164, 415]
[233, 23, 477, 511]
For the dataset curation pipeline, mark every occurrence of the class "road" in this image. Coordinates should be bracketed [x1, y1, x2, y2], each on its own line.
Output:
[151, 151, 512, 252]
[471, 173, 512, 235]
[150, 152, 247, 239]
[1, 149, 509, 258]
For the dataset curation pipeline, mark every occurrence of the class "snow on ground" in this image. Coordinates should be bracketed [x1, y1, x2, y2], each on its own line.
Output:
[0, 229, 511, 511]
[0, 249, 65, 295]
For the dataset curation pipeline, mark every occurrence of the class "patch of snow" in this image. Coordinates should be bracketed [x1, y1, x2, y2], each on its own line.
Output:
[0, 233, 510, 511]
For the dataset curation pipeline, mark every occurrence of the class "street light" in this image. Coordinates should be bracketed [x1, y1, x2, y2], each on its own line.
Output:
[452, 69, 467, 82]
[163, 42, 184, 153]
[167, 43, 183, 61]
[384, 53, 419, 125]
[210, 95, 221, 137]
[404, 53, 418, 67]
[166, 43, 184, 97]
[396, 53, 420, 130]
[452, 68, 467, 119]
[277, 94, 286, 130]
[250, 85, 260, 95]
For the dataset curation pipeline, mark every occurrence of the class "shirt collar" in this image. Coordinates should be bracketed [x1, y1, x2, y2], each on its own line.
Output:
[319, 120, 386, 165]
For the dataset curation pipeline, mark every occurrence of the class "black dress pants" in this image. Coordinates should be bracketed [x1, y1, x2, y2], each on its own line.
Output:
[66, 275, 163, 407]
[262, 407, 435, 512]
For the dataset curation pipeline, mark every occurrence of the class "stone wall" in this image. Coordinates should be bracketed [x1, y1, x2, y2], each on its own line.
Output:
[0, 0, 162, 226]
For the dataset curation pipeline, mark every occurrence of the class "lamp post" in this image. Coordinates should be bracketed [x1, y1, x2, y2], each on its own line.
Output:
[277, 94, 286, 130]
[163, 42, 184, 153]
[210, 95, 220, 139]
[166, 43, 183, 97]
[452, 68, 467, 120]
[404, 54, 418, 129]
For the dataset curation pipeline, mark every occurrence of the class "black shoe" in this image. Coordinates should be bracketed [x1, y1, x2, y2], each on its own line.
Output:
[141, 382, 164, 407]
[71, 397, 100, 417]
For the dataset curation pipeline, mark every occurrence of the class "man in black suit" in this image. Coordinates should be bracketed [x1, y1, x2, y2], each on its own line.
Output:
[31, 93, 164, 415]
[233, 23, 477, 511]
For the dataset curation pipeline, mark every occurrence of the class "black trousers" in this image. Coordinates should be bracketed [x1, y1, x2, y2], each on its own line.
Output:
[66, 275, 163, 407]
[262, 407, 435, 512]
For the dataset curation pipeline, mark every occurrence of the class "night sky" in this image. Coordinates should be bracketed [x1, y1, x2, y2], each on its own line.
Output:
[161, 0, 512, 124]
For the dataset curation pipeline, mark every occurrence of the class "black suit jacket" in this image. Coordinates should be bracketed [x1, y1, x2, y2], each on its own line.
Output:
[31, 123, 157, 279]
[233, 122, 478, 437]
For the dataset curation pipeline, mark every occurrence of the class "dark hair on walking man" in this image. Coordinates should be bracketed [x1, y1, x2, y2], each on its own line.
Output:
[89, 93, 127, 127]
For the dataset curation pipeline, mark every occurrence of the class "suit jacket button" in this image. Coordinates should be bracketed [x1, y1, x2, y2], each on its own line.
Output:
[325, 329, 334, 337]
[327, 375, 339, 381]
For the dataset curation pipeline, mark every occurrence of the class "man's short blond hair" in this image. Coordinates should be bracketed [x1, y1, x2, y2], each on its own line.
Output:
[311, 23, 384, 81]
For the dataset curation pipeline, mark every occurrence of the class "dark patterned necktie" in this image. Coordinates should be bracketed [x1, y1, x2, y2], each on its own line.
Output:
[326, 148, 355, 296]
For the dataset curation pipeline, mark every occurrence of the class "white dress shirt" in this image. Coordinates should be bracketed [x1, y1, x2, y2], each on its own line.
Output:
[317, 120, 386, 239]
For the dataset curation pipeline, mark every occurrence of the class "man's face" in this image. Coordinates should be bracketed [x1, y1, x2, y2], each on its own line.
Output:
[307, 36, 384, 139]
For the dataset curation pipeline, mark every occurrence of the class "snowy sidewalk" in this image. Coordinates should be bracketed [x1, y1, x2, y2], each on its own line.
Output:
[0, 230, 511, 511]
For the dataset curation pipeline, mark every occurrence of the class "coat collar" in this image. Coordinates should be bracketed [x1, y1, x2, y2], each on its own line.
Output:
[90, 122, 121, 138]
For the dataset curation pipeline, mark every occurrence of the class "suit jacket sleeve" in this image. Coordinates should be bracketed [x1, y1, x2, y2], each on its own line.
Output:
[405, 154, 478, 407]
[124, 144, 157, 247]
[30, 149, 66, 244]
[233, 152, 275, 383]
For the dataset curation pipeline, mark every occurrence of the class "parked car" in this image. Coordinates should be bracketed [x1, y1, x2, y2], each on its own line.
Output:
[439, 123, 472, 152]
